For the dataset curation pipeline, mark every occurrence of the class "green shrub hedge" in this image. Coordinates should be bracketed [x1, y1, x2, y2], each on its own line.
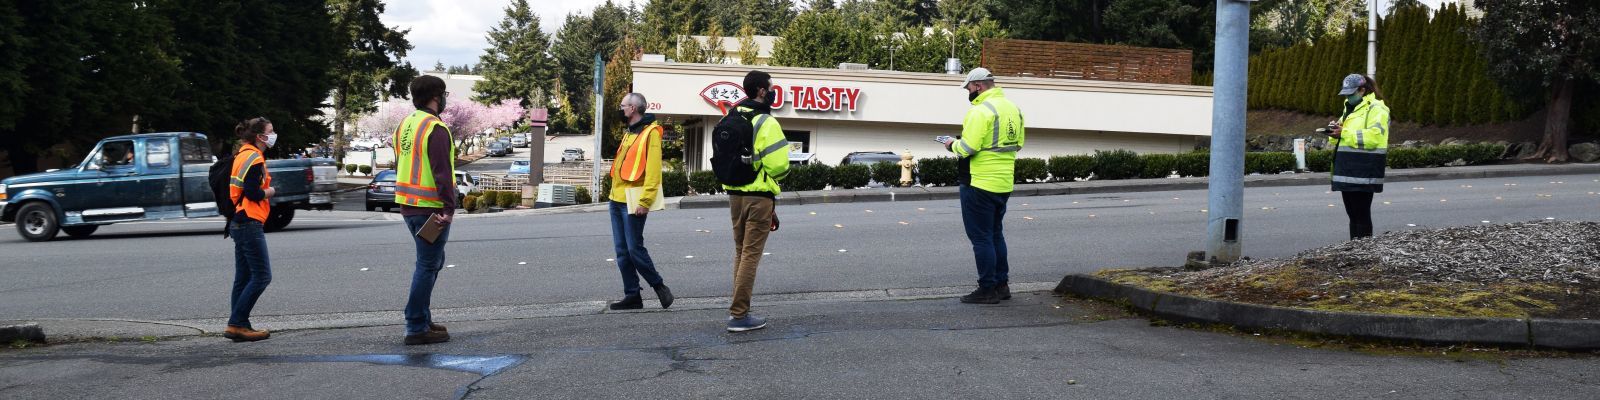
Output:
[598, 174, 612, 201]
[870, 161, 902, 187]
[1306, 149, 1334, 172]
[1244, 152, 1295, 174]
[1014, 158, 1048, 183]
[1093, 150, 1143, 180]
[784, 163, 832, 191]
[462, 195, 480, 212]
[1386, 148, 1425, 169]
[831, 163, 872, 189]
[1175, 152, 1209, 177]
[1138, 154, 1178, 179]
[689, 170, 720, 194]
[575, 186, 593, 204]
[497, 191, 520, 208]
[359, 165, 373, 175]
[1048, 155, 1095, 182]
[662, 170, 688, 197]
[917, 157, 959, 186]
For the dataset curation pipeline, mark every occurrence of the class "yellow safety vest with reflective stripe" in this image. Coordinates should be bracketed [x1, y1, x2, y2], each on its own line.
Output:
[950, 87, 1025, 194]
[228, 144, 271, 223]
[393, 110, 455, 208]
[1332, 94, 1389, 192]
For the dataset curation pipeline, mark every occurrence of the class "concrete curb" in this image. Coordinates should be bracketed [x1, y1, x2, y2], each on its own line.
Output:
[1054, 273, 1600, 350]
[0, 323, 45, 344]
[677, 163, 1600, 210]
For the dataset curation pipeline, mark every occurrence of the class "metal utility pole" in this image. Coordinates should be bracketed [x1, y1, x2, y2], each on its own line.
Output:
[1367, 0, 1378, 76]
[592, 52, 605, 191]
[1206, 0, 1251, 264]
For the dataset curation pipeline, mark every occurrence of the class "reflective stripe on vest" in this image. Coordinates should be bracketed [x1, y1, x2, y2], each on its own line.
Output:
[393, 110, 453, 208]
[1332, 175, 1384, 184]
[975, 102, 1019, 154]
[612, 124, 658, 182]
[228, 146, 270, 222]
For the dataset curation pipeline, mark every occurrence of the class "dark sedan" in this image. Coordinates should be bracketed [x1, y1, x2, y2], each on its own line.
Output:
[365, 170, 398, 212]
[486, 142, 510, 157]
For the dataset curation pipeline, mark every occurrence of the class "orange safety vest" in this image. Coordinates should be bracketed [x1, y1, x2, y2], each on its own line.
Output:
[229, 144, 272, 223]
[610, 124, 661, 182]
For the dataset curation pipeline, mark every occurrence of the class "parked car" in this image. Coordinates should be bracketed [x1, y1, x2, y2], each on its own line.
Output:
[561, 148, 585, 162]
[454, 170, 478, 205]
[364, 170, 398, 212]
[510, 135, 527, 148]
[486, 142, 509, 157]
[508, 160, 531, 175]
[497, 138, 514, 154]
[0, 132, 338, 242]
[841, 151, 909, 187]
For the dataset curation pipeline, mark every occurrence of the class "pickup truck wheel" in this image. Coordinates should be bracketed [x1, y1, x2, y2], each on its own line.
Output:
[63, 225, 99, 238]
[365, 202, 376, 212]
[16, 202, 60, 242]
[264, 208, 295, 232]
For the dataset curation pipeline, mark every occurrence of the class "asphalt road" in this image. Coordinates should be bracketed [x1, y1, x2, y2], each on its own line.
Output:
[2, 174, 1597, 322]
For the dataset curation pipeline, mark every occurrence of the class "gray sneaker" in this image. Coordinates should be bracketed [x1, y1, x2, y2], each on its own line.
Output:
[726, 315, 769, 332]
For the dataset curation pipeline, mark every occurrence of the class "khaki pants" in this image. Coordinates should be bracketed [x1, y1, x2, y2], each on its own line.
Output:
[728, 195, 774, 318]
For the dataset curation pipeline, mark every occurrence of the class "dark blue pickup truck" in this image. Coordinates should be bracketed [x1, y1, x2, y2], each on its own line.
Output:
[0, 132, 339, 242]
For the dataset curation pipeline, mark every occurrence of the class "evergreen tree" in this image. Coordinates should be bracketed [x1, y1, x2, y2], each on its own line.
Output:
[737, 24, 763, 65]
[1477, 0, 1600, 162]
[475, 0, 557, 109]
[327, 0, 416, 162]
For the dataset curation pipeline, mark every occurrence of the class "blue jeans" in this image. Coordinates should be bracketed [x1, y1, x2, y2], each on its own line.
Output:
[610, 201, 663, 295]
[404, 214, 451, 335]
[229, 220, 272, 328]
[960, 185, 1010, 289]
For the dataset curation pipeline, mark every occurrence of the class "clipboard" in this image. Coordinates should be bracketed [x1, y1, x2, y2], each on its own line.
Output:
[625, 185, 666, 212]
[415, 215, 444, 244]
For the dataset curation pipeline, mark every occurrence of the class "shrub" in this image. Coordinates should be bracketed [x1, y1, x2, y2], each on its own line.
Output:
[1137, 154, 1178, 179]
[1423, 145, 1469, 167]
[870, 161, 902, 187]
[1386, 148, 1425, 169]
[783, 163, 832, 191]
[599, 174, 612, 201]
[688, 170, 720, 194]
[344, 164, 357, 175]
[575, 186, 593, 204]
[462, 195, 479, 212]
[662, 170, 689, 197]
[497, 191, 520, 208]
[916, 157, 959, 186]
[1174, 152, 1209, 177]
[1464, 143, 1505, 165]
[358, 164, 373, 176]
[1306, 149, 1334, 172]
[335, 162, 345, 172]
[1048, 155, 1095, 181]
[1092, 149, 1143, 180]
[1244, 152, 1295, 174]
[1013, 158, 1048, 183]
[831, 163, 872, 189]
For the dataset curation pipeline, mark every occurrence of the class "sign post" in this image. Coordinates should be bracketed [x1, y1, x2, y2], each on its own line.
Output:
[592, 52, 605, 193]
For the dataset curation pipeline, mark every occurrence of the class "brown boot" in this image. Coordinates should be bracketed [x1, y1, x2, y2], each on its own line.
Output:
[429, 323, 447, 333]
[223, 326, 270, 342]
[404, 330, 450, 345]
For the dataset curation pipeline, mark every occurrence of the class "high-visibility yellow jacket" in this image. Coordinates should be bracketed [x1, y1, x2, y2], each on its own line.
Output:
[950, 87, 1025, 194]
[609, 114, 664, 208]
[1332, 94, 1389, 193]
[393, 110, 455, 207]
[721, 100, 790, 197]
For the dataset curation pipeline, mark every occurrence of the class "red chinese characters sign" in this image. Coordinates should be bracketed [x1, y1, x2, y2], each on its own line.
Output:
[700, 81, 862, 114]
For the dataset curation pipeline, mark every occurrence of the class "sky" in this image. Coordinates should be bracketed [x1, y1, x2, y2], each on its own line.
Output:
[382, 0, 1455, 70]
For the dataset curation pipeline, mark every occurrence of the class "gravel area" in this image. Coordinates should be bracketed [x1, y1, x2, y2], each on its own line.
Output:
[1184, 221, 1600, 284]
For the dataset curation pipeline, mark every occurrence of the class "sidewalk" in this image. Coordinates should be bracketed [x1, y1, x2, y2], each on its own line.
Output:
[3, 291, 1595, 399]
[680, 162, 1600, 209]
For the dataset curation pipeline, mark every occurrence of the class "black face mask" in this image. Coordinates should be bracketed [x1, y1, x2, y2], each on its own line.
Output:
[968, 90, 980, 102]
[436, 95, 448, 113]
[762, 89, 777, 106]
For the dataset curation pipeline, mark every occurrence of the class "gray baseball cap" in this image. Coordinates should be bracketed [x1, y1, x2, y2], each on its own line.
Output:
[962, 67, 995, 89]
[1338, 74, 1365, 95]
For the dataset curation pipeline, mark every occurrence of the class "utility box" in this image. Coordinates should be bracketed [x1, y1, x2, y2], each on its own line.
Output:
[536, 183, 576, 208]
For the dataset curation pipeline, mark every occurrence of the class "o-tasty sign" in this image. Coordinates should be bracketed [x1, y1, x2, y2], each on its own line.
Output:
[700, 81, 862, 113]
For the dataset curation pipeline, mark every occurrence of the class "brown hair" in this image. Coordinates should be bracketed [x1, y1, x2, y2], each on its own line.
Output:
[235, 117, 271, 142]
[1359, 74, 1382, 100]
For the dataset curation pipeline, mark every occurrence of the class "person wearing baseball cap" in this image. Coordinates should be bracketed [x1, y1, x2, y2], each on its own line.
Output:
[936, 67, 1026, 304]
[1323, 73, 1390, 239]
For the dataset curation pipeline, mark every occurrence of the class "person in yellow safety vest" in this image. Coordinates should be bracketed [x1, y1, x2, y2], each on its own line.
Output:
[393, 75, 458, 346]
[1323, 73, 1389, 240]
[723, 70, 790, 333]
[938, 67, 1025, 305]
[223, 117, 277, 343]
[605, 92, 674, 311]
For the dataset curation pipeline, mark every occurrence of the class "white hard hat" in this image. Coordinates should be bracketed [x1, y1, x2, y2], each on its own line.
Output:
[962, 67, 995, 89]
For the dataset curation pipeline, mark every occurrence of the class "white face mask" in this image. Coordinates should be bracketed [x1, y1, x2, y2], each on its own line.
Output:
[263, 133, 278, 148]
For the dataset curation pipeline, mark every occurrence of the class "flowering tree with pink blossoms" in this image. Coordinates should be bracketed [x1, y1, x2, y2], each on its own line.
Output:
[355, 96, 524, 154]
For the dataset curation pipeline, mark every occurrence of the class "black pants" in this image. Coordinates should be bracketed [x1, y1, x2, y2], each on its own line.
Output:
[1340, 191, 1374, 239]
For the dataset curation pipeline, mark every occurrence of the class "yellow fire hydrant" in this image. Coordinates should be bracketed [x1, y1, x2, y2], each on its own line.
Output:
[898, 150, 916, 187]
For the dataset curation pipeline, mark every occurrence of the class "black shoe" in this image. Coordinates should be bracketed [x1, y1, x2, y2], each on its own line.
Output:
[403, 330, 450, 345]
[653, 284, 675, 309]
[997, 284, 1012, 300]
[960, 287, 1001, 304]
[609, 294, 644, 310]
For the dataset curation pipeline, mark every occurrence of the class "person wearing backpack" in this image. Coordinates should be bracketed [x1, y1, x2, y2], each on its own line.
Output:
[936, 68, 1025, 305]
[605, 92, 673, 311]
[712, 70, 790, 332]
[224, 117, 277, 342]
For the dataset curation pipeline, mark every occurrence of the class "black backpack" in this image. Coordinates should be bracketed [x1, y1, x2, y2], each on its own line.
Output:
[208, 153, 237, 219]
[710, 110, 764, 186]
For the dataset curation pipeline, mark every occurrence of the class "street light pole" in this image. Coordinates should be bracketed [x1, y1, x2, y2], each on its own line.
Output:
[1367, 0, 1378, 76]
[592, 52, 604, 192]
[1206, 0, 1251, 264]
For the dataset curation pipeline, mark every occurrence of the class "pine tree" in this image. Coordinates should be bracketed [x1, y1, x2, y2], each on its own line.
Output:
[476, 0, 557, 109]
[736, 24, 762, 65]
